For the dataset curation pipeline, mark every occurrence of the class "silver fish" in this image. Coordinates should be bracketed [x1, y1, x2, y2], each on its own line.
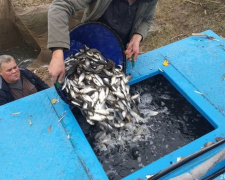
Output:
[112, 91, 125, 99]
[99, 87, 106, 103]
[89, 113, 106, 121]
[79, 86, 96, 94]
[78, 72, 85, 84]
[61, 46, 147, 146]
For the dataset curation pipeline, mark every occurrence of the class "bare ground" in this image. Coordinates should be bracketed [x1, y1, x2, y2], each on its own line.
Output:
[140, 0, 225, 53]
[9, 0, 225, 87]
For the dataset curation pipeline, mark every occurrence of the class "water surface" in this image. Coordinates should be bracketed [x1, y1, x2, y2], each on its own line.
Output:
[74, 74, 214, 180]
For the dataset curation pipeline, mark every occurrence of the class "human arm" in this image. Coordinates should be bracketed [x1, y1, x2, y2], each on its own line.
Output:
[48, 49, 65, 83]
[47, 0, 91, 83]
[125, 0, 158, 61]
[48, 0, 92, 50]
[133, 0, 158, 42]
[124, 34, 142, 62]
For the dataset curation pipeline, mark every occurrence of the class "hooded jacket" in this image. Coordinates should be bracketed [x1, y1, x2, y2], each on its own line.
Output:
[0, 68, 49, 106]
[47, 0, 158, 50]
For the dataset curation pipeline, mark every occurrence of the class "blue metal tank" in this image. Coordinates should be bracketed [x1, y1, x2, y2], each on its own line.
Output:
[0, 29, 225, 180]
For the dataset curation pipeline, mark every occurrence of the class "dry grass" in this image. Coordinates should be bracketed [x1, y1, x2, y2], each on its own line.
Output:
[140, 0, 225, 53]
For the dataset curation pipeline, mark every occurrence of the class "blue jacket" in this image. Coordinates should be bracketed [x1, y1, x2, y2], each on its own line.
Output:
[0, 68, 49, 106]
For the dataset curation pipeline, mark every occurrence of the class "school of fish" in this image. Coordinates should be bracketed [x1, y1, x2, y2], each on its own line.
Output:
[60, 46, 158, 150]
[61, 46, 144, 123]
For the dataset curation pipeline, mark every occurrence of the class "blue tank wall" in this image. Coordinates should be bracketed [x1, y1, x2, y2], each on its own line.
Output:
[0, 30, 225, 179]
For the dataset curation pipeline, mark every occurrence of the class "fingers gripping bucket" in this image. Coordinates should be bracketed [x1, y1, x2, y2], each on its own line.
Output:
[55, 22, 126, 105]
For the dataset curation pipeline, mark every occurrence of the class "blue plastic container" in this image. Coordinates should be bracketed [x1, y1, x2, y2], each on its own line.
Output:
[56, 22, 126, 105]
[64, 22, 126, 68]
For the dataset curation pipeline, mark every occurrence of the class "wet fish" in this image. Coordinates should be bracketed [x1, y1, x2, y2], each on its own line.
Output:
[60, 46, 153, 149]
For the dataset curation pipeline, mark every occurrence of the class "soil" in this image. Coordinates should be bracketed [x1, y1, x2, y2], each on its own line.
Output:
[140, 0, 225, 53]
[5, 0, 225, 87]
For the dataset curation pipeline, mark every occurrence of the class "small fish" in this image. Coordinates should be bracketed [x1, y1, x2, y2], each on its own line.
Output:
[70, 90, 76, 99]
[91, 91, 99, 104]
[98, 122, 113, 131]
[79, 87, 96, 94]
[114, 122, 125, 128]
[95, 109, 110, 116]
[103, 69, 113, 76]
[117, 100, 126, 111]
[94, 74, 104, 86]
[71, 100, 81, 107]
[99, 88, 106, 103]
[11, 112, 21, 116]
[89, 114, 106, 121]
[82, 102, 88, 109]
[147, 110, 159, 116]
[93, 78, 102, 87]
[106, 115, 114, 121]
[73, 86, 80, 93]
[106, 94, 116, 102]
[112, 91, 125, 99]
[84, 59, 91, 67]
[82, 94, 93, 103]
[78, 73, 85, 84]
[131, 93, 141, 103]
[87, 119, 95, 125]
[130, 110, 145, 123]
[61, 77, 68, 90]
[95, 64, 104, 72]
[58, 115, 65, 122]
[194, 90, 203, 95]
[158, 68, 163, 72]
[123, 74, 132, 84]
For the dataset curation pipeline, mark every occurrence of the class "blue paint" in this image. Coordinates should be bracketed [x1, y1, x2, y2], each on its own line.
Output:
[0, 30, 225, 179]
[124, 30, 225, 179]
[0, 88, 108, 180]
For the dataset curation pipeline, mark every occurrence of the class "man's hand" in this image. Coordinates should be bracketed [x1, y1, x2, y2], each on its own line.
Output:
[124, 34, 142, 61]
[48, 49, 65, 84]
